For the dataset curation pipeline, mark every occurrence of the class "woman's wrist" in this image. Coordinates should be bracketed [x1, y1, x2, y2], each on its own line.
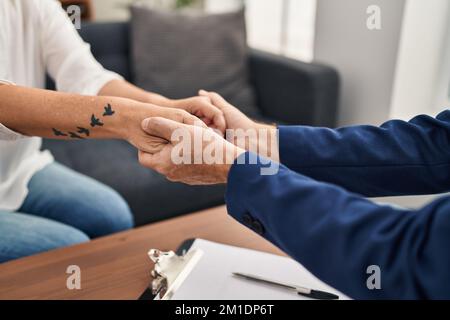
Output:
[108, 99, 152, 140]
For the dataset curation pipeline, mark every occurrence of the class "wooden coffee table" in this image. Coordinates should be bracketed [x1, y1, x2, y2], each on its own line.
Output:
[0, 206, 283, 300]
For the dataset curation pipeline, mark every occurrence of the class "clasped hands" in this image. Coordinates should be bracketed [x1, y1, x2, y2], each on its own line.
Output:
[131, 90, 278, 185]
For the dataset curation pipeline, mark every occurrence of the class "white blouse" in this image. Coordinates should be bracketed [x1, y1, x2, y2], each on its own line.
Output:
[0, 0, 122, 211]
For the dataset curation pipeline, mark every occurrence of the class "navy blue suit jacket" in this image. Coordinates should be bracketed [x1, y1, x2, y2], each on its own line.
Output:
[225, 110, 450, 299]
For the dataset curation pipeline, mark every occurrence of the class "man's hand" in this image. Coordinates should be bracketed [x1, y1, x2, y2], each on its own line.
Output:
[167, 96, 226, 134]
[138, 117, 245, 185]
[199, 90, 258, 132]
[199, 90, 279, 161]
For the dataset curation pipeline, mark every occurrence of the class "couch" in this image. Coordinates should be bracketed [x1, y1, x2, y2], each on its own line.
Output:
[43, 21, 339, 226]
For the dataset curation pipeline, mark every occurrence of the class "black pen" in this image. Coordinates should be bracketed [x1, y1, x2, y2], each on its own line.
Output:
[232, 272, 339, 300]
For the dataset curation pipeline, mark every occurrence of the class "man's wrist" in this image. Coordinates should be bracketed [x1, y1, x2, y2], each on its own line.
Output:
[259, 125, 279, 162]
[256, 123, 276, 132]
[219, 147, 245, 183]
[242, 123, 278, 161]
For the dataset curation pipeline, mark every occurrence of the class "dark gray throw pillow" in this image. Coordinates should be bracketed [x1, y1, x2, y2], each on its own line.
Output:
[130, 6, 259, 117]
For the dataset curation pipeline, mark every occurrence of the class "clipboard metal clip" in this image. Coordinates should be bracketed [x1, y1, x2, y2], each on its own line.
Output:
[148, 247, 203, 300]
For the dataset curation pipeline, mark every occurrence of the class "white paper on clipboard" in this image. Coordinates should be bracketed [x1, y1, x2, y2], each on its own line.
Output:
[164, 239, 349, 300]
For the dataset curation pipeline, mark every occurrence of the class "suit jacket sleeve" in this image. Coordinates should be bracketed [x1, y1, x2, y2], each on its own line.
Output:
[225, 153, 450, 299]
[278, 110, 450, 197]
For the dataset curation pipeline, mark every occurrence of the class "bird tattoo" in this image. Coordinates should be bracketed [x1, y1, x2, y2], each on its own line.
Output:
[90, 114, 104, 127]
[52, 128, 68, 137]
[69, 132, 85, 139]
[77, 127, 90, 137]
[103, 104, 115, 116]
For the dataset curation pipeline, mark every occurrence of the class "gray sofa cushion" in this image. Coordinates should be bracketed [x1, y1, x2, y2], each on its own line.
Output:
[130, 6, 259, 117]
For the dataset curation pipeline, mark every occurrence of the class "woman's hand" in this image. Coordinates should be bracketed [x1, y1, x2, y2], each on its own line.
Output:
[120, 102, 207, 154]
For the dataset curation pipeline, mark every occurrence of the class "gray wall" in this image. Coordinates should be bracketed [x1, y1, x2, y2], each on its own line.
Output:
[314, 0, 406, 126]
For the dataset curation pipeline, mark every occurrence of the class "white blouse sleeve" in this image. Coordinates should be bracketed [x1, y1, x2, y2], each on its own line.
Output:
[0, 80, 26, 140]
[38, 0, 123, 95]
[0, 122, 25, 141]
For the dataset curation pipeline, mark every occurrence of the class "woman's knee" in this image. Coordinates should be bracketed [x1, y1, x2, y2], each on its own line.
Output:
[55, 186, 133, 238]
[84, 187, 134, 237]
[22, 163, 134, 238]
[0, 212, 89, 263]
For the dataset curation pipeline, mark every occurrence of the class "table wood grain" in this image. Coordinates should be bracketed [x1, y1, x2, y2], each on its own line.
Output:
[0, 206, 284, 300]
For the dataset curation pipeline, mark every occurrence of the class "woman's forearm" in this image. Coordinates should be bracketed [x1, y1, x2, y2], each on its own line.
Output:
[98, 79, 171, 106]
[98, 80, 227, 134]
[0, 85, 142, 140]
[0, 85, 201, 154]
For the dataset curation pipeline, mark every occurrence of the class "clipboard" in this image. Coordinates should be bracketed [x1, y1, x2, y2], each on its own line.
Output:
[139, 238, 347, 300]
[139, 239, 198, 300]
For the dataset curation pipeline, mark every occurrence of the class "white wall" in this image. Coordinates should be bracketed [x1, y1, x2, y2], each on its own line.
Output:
[245, 0, 316, 61]
[435, 20, 450, 112]
[284, 0, 316, 61]
[314, 0, 406, 126]
[390, 0, 450, 121]
[314, 0, 450, 207]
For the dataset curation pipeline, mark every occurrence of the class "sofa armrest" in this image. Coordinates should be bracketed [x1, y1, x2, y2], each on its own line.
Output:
[248, 49, 340, 127]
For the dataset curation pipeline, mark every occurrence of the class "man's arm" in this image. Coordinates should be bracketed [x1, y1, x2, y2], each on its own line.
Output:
[226, 152, 450, 299]
[136, 117, 450, 299]
[278, 110, 450, 197]
[0, 85, 199, 153]
[201, 91, 450, 197]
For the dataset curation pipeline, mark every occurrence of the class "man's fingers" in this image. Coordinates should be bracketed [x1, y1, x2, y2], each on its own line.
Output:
[141, 117, 184, 141]
[212, 112, 226, 134]
[179, 97, 223, 131]
[196, 101, 226, 133]
[173, 109, 207, 128]
[198, 90, 229, 110]
[138, 150, 158, 170]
